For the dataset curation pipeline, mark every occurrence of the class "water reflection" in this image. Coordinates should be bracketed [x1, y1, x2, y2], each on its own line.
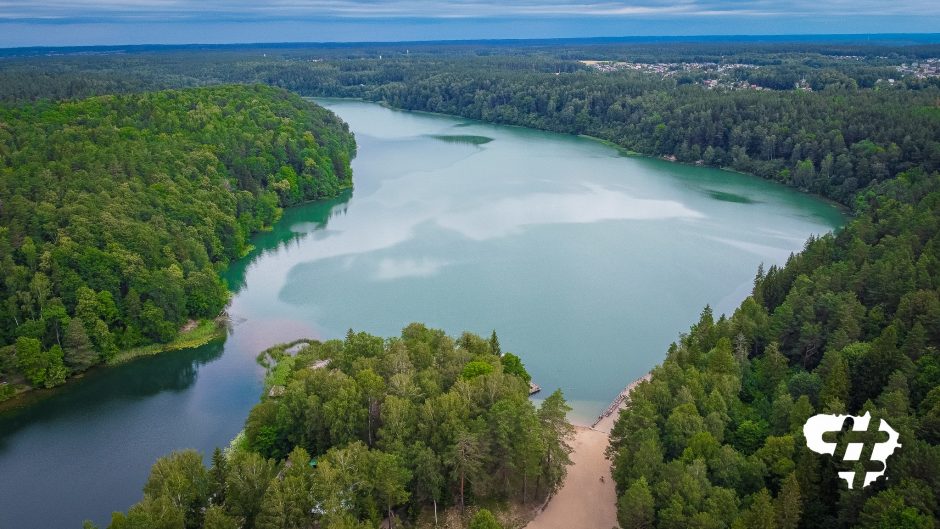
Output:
[0, 341, 225, 445]
[374, 257, 451, 280]
[706, 189, 759, 204]
[436, 184, 704, 240]
[223, 191, 352, 292]
[427, 134, 494, 145]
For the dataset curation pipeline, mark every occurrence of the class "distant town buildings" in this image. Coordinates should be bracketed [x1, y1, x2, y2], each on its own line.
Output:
[896, 58, 940, 79]
[579, 59, 758, 77]
[580, 56, 940, 90]
[579, 59, 764, 90]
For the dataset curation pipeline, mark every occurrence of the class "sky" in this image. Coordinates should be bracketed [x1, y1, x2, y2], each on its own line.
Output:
[0, 1, 938, 48]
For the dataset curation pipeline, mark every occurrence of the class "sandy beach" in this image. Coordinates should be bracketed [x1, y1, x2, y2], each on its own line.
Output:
[525, 373, 651, 529]
[524, 426, 618, 529]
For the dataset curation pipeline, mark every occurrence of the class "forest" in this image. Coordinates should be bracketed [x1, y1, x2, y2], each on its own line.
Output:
[0, 41, 937, 207]
[0, 85, 355, 397]
[103, 325, 573, 529]
[1, 38, 939, 527]
[360, 70, 939, 205]
[610, 169, 940, 528]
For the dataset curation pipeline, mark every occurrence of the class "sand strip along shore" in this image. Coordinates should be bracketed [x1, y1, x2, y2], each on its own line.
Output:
[525, 372, 652, 529]
[592, 372, 652, 434]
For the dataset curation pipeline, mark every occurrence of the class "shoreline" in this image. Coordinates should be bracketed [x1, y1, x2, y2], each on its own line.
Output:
[591, 371, 653, 433]
[313, 96, 851, 217]
[525, 371, 652, 529]
[0, 318, 227, 412]
[107, 318, 227, 366]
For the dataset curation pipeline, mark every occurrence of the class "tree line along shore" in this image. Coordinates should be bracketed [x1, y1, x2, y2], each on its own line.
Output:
[0, 85, 356, 401]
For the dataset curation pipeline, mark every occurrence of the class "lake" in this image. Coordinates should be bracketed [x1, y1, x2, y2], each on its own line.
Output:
[0, 99, 845, 529]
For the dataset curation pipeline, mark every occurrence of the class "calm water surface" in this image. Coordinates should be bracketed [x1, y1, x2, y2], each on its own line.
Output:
[0, 100, 844, 528]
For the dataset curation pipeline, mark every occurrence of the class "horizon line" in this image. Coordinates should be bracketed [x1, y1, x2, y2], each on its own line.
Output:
[2, 31, 939, 53]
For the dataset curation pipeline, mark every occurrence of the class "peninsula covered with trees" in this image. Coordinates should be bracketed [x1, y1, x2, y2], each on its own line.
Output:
[0, 85, 355, 397]
[105, 325, 573, 529]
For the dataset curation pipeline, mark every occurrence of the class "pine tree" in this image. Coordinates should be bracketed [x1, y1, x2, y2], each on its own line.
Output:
[210, 447, 228, 505]
[449, 431, 484, 513]
[734, 489, 777, 529]
[774, 472, 802, 529]
[818, 349, 850, 408]
[537, 390, 574, 492]
[618, 477, 654, 529]
[64, 318, 96, 372]
[758, 343, 789, 396]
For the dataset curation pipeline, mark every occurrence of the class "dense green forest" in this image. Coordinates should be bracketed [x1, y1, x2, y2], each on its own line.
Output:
[0, 41, 937, 207]
[610, 169, 940, 528]
[104, 325, 572, 529]
[2, 40, 939, 527]
[363, 72, 939, 205]
[0, 85, 355, 397]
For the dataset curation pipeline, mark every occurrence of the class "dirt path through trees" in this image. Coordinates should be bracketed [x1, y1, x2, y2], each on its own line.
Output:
[524, 426, 618, 529]
[525, 373, 652, 529]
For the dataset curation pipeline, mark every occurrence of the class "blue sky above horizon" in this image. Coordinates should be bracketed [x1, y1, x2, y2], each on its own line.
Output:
[1, 1, 938, 48]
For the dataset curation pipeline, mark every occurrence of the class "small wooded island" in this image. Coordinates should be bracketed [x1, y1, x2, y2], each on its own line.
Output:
[0, 85, 355, 400]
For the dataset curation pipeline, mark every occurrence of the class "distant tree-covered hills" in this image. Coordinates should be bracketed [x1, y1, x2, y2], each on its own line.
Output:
[1, 42, 936, 207]
[0, 85, 355, 393]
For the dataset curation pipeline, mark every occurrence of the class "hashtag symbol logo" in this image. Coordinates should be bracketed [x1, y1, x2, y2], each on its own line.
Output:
[803, 412, 902, 489]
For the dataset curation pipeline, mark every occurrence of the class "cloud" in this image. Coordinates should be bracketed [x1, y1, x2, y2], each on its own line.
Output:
[2, 0, 937, 46]
[436, 184, 704, 240]
[1, 0, 937, 23]
[374, 257, 450, 280]
[704, 235, 793, 262]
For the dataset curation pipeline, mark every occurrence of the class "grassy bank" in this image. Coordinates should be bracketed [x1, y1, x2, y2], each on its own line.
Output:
[108, 319, 227, 366]
[577, 133, 643, 156]
[0, 319, 227, 410]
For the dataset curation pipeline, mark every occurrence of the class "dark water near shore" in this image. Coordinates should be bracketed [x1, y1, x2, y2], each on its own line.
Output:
[0, 100, 844, 529]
